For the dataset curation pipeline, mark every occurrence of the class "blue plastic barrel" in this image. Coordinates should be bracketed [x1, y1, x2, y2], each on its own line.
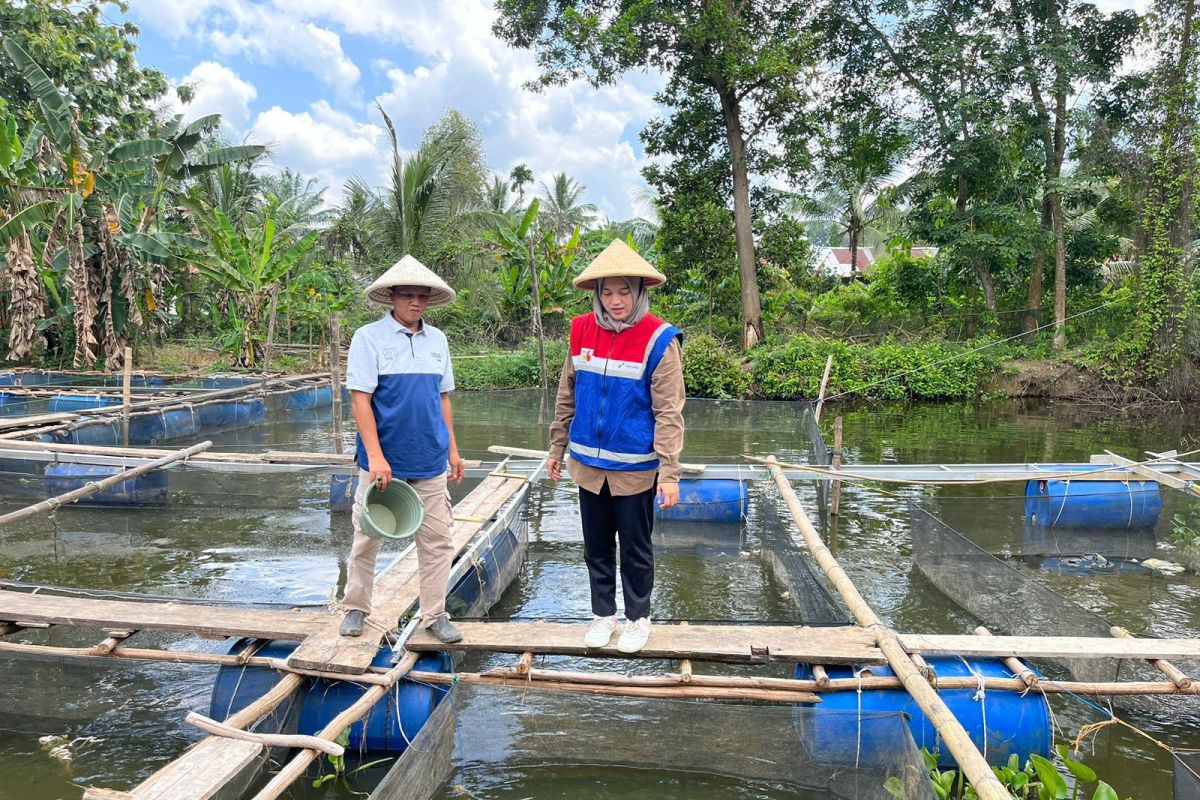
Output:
[66, 419, 120, 446]
[655, 479, 748, 522]
[285, 386, 333, 411]
[795, 657, 1051, 769]
[126, 412, 165, 445]
[202, 375, 254, 390]
[196, 401, 235, 433]
[48, 394, 123, 413]
[330, 473, 359, 513]
[234, 398, 265, 427]
[0, 393, 31, 415]
[160, 408, 199, 441]
[210, 640, 450, 751]
[0, 372, 15, 386]
[1024, 479, 1161, 529]
[447, 526, 519, 614]
[44, 463, 169, 505]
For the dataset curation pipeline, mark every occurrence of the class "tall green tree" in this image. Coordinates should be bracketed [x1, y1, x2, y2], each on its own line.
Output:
[495, 0, 820, 349]
[509, 163, 534, 204]
[0, 0, 168, 149]
[539, 172, 597, 242]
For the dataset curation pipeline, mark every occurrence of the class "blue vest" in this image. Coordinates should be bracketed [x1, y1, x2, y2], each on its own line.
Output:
[567, 313, 682, 472]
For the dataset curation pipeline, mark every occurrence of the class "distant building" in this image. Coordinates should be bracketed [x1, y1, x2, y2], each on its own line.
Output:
[814, 246, 939, 281]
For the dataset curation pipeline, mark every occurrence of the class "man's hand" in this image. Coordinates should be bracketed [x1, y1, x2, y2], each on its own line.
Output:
[448, 449, 465, 484]
[657, 481, 680, 510]
[547, 457, 562, 481]
[368, 455, 392, 491]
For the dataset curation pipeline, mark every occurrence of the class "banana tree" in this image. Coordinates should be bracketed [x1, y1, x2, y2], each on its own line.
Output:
[484, 199, 550, 391]
[187, 202, 318, 367]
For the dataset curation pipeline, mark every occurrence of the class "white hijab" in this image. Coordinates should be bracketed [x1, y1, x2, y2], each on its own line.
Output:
[593, 276, 650, 332]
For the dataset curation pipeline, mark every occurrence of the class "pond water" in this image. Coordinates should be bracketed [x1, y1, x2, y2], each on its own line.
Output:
[0, 392, 1197, 799]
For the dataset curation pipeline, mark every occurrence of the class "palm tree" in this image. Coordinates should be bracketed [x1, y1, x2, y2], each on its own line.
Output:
[539, 173, 597, 243]
[509, 163, 533, 204]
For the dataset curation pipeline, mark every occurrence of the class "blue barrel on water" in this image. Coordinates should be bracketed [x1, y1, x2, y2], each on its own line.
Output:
[210, 640, 450, 751]
[66, 419, 120, 447]
[655, 479, 747, 522]
[44, 463, 169, 505]
[235, 398, 265, 427]
[196, 401, 235, 432]
[330, 473, 359, 513]
[48, 394, 123, 413]
[0, 393, 31, 415]
[285, 386, 333, 412]
[795, 657, 1051, 769]
[160, 408, 199, 441]
[1024, 479, 1161, 529]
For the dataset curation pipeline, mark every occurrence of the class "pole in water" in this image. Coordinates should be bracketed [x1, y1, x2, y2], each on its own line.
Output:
[831, 415, 844, 516]
[121, 346, 132, 447]
[815, 355, 833, 423]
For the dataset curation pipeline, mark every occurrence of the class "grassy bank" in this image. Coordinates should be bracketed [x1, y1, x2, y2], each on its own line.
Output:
[451, 335, 1035, 400]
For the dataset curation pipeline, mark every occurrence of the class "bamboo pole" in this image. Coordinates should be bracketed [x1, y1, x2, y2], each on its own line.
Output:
[814, 355, 833, 423]
[0, 441, 212, 526]
[409, 670, 820, 703]
[92, 630, 134, 656]
[976, 626, 1039, 688]
[488, 445, 707, 474]
[1111, 626, 1193, 690]
[250, 652, 421, 800]
[329, 314, 344, 456]
[516, 651, 534, 676]
[263, 286, 280, 374]
[185, 712, 344, 756]
[465, 666, 1197, 696]
[678, 620, 692, 682]
[764, 455, 1012, 800]
[121, 347, 132, 447]
[830, 416, 844, 515]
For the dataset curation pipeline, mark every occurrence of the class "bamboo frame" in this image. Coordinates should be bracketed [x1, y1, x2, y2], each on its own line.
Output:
[0, 440, 212, 525]
[764, 455, 1012, 800]
[1111, 626, 1193, 690]
[185, 712, 344, 756]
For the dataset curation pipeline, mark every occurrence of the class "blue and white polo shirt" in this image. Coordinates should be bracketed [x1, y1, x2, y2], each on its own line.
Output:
[345, 314, 455, 479]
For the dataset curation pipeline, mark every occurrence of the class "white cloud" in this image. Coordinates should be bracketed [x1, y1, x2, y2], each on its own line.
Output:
[133, 0, 666, 218]
[173, 61, 258, 131]
[131, 0, 361, 91]
[247, 101, 386, 195]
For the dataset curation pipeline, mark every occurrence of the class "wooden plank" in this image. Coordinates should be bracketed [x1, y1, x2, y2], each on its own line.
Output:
[122, 737, 263, 800]
[0, 590, 324, 641]
[901, 633, 1200, 661]
[1096, 451, 1200, 496]
[405, 621, 884, 665]
[0, 411, 79, 430]
[286, 473, 530, 674]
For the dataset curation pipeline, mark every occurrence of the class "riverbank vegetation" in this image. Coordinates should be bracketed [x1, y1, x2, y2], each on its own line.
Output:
[0, 0, 1197, 401]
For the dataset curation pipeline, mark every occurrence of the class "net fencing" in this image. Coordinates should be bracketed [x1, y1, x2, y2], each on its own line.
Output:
[909, 497, 1200, 716]
[371, 682, 933, 800]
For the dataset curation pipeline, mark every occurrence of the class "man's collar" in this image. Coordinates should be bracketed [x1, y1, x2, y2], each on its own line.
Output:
[386, 312, 426, 335]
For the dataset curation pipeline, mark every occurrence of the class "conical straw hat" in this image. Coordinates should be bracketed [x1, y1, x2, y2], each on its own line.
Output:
[365, 255, 456, 307]
[572, 239, 666, 291]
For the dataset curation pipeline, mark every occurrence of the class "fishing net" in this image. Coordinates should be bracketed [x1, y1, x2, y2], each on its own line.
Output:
[759, 489, 851, 626]
[909, 497, 1200, 716]
[1176, 751, 1200, 799]
[372, 682, 933, 800]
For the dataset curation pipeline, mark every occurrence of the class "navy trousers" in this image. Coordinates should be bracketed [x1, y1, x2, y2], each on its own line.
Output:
[579, 479, 656, 620]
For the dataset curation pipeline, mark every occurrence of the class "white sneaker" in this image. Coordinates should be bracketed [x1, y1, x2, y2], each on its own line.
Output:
[617, 617, 652, 654]
[583, 615, 620, 648]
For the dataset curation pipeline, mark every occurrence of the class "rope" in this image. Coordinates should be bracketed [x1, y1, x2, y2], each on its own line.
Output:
[958, 656, 988, 762]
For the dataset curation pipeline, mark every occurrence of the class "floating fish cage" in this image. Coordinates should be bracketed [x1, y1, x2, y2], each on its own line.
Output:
[369, 682, 934, 800]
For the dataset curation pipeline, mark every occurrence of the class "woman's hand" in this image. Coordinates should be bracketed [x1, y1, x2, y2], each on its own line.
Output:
[447, 449, 465, 484]
[657, 481, 680, 509]
[368, 455, 392, 490]
[547, 457, 562, 481]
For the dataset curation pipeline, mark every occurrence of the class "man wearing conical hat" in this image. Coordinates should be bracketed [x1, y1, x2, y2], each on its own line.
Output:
[339, 255, 465, 643]
[547, 239, 686, 654]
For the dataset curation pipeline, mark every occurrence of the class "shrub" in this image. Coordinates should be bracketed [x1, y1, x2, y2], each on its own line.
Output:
[681, 334, 751, 398]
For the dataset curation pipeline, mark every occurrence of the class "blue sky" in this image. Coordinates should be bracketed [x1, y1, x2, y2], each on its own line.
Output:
[122, 0, 664, 220]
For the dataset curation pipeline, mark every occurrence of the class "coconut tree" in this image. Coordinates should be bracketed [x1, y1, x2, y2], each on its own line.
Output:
[509, 163, 533, 204]
[539, 172, 597, 243]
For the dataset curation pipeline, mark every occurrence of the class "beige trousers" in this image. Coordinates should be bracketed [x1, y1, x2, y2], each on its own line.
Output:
[343, 469, 455, 627]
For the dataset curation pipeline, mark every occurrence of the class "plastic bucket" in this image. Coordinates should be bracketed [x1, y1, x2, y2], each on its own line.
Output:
[360, 479, 424, 540]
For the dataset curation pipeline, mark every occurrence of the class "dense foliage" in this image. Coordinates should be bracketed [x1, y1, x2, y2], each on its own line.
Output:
[0, 0, 1197, 399]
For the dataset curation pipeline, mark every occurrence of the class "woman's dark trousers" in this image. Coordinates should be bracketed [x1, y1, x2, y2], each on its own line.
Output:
[578, 479, 655, 620]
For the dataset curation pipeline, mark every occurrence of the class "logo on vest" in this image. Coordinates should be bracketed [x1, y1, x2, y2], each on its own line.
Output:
[581, 348, 594, 363]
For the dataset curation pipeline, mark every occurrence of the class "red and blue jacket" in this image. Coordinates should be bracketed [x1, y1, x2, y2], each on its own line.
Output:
[567, 312, 682, 472]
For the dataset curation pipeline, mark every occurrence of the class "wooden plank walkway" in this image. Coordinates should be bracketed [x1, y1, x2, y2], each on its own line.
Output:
[407, 621, 884, 664]
[0, 590, 324, 640]
[286, 470, 530, 675]
[406, 620, 1200, 664]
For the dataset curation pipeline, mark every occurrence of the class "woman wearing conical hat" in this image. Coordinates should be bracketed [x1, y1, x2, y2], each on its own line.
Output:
[548, 239, 685, 654]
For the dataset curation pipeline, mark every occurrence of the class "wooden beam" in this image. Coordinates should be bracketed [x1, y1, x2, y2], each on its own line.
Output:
[405, 621, 883, 665]
[899, 633, 1200, 661]
[286, 471, 531, 674]
[1111, 626, 1193, 690]
[763, 455, 1012, 800]
[184, 712, 343, 756]
[0, 590, 324, 640]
